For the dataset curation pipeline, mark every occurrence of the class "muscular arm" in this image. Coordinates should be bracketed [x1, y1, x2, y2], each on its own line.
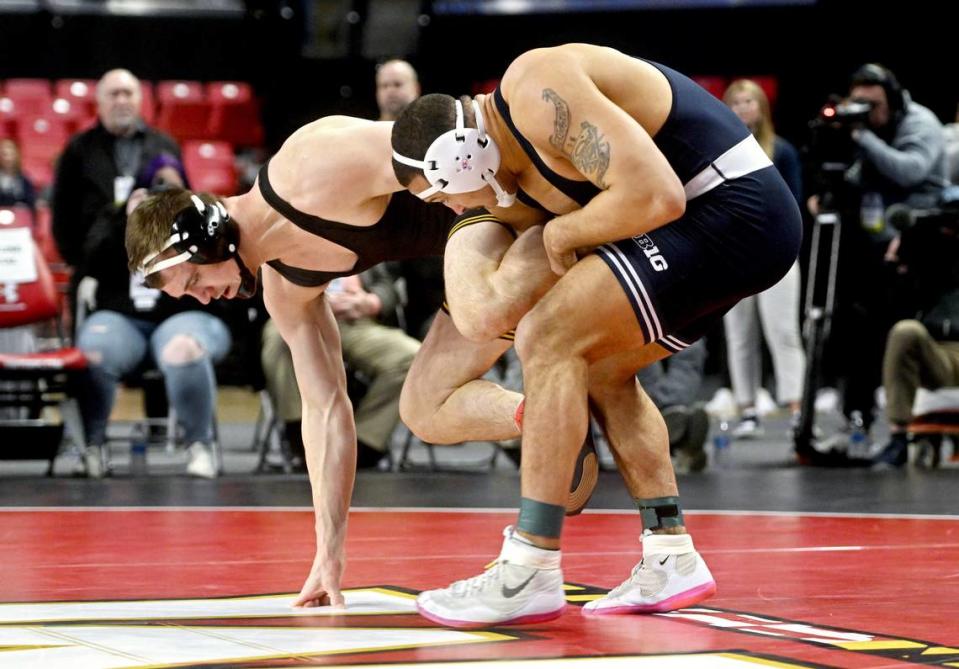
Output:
[508, 53, 685, 267]
[262, 266, 356, 606]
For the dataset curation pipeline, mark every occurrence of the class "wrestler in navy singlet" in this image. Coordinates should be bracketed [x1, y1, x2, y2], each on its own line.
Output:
[257, 159, 455, 287]
[494, 59, 802, 352]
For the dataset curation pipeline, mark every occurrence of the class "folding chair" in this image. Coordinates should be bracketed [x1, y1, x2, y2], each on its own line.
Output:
[72, 281, 223, 477]
[910, 387, 959, 468]
[0, 213, 87, 475]
[252, 389, 295, 474]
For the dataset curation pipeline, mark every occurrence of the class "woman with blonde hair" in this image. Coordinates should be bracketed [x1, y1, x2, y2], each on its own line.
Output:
[0, 138, 36, 210]
[722, 78, 805, 437]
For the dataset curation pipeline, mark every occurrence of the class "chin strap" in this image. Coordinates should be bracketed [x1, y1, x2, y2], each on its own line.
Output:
[483, 172, 516, 207]
[234, 258, 258, 298]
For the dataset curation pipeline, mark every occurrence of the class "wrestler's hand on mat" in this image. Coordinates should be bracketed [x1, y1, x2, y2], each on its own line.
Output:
[543, 223, 578, 276]
[292, 553, 346, 609]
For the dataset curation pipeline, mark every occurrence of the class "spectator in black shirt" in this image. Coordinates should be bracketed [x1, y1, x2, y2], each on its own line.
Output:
[52, 69, 179, 321]
[76, 154, 231, 478]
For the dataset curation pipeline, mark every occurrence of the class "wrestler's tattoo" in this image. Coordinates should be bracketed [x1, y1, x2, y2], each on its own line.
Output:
[542, 88, 570, 152]
[541, 88, 611, 189]
[571, 121, 611, 189]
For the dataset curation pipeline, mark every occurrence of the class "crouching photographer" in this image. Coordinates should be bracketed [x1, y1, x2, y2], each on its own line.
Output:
[873, 191, 959, 467]
[807, 63, 949, 446]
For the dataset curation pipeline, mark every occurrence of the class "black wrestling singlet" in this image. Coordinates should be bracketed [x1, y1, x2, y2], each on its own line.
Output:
[257, 159, 455, 287]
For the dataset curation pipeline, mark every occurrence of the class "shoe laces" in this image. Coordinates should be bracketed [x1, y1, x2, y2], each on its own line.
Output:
[448, 560, 508, 597]
[607, 557, 660, 599]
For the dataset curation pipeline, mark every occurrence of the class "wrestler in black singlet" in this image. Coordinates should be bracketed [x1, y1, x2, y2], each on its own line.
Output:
[257, 159, 456, 287]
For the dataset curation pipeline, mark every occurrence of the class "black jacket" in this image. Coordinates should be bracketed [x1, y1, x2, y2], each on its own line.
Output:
[52, 122, 179, 266]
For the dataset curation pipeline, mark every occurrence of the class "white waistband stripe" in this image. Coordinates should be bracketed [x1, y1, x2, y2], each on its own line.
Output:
[683, 134, 773, 201]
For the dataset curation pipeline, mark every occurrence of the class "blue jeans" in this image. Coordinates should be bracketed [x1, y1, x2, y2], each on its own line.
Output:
[77, 310, 231, 445]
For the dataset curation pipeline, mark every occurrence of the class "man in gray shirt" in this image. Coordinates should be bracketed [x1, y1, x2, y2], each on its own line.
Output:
[826, 64, 947, 445]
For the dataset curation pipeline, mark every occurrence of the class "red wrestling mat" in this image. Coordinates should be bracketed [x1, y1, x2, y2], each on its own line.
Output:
[1, 508, 958, 668]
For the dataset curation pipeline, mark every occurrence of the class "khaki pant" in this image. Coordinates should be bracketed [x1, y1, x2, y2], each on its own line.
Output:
[883, 319, 959, 425]
[260, 319, 301, 424]
[260, 318, 420, 452]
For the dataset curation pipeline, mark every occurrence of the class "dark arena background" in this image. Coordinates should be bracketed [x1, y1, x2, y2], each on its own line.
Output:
[1, 1, 958, 668]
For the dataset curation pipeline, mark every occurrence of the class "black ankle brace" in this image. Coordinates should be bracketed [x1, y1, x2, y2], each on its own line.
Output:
[635, 496, 685, 532]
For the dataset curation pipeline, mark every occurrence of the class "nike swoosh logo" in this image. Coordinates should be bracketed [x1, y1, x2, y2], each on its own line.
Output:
[658, 556, 669, 566]
[501, 572, 538, 598]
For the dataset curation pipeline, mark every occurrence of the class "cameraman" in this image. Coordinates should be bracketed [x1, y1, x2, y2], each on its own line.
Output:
[873, 195, 959, 467]
[814, 64, 948, 441]
[846, 64, 946, 210]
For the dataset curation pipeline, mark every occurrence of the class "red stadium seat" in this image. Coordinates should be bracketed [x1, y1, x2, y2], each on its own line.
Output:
[32, 204, 65, 266]
[20, 157, 54, 192]
[183, 139, 234, 166]
[188, 165, 237, 195]
[692, 75, 729, 100]
[48, 97, 88, 134]
[183, 140, 237, 195]
[0, 205, 34, 230]
[0, 98, 16, 139]
[156, 80, 211, 142]
[17, 114, 71, 169]
[15, 114, 71, 191]
[139, 80, 156, 125]
[1, 79, 53, 117]
[2, 96, 82, 143]
[206, 81, 253, 106]
[158, 80, 204, 103]
[207, 81, 263, 147]
[54, 79, 98, 120]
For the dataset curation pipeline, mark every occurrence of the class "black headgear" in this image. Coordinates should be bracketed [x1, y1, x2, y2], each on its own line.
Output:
[139, 194, 239, 276]
[850, 63, 905, 122]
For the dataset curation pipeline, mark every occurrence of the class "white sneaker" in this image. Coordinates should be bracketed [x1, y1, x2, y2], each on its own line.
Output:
[755, 388, 777, 416]
[582, 532, 716, 616]
[732, 415, 764, 439]
[416, 526, 566, 628]
[705, 387, 736, 419]
[815, 387, 840, 413]
[84, 445, 106, 479]
[186, 442, 217, 479]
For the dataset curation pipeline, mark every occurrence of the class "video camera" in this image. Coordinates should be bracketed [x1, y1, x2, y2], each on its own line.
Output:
[808, 96, 874, 174]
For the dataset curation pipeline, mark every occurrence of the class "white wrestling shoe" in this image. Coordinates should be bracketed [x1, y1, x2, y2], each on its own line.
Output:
[582, 532, 716, 615]
[416, 526, 566, 628]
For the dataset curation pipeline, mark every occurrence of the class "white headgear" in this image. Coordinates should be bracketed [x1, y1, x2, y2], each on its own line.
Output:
[393, 99, 516, 208]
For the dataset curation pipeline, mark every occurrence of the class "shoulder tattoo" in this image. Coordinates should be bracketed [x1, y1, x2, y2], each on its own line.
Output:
[541, 88, 610, 189]
[542, 88, 570, 152]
